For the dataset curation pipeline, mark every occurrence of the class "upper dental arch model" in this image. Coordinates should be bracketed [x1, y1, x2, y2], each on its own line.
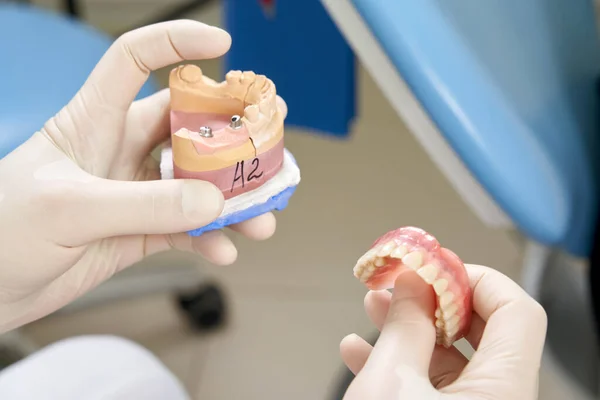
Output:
[160, 65, 300, 235]
[354, 226, 473, 348]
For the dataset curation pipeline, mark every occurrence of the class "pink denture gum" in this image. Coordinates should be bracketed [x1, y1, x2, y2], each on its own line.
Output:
[354, 227, 473, 347]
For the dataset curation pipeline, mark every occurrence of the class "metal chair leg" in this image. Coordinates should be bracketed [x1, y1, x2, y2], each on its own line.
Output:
[65, 0, 78, 16]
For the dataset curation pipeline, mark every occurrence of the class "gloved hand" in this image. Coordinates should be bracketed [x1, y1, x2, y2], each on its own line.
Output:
[340, 265, 547, 399]
[0, 20, 284, 332]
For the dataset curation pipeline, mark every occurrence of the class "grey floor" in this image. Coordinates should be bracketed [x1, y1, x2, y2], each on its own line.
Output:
[17, 0, 597, 398]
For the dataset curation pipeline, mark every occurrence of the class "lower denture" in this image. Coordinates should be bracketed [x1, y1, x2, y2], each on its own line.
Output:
[354, 227, 473, 348]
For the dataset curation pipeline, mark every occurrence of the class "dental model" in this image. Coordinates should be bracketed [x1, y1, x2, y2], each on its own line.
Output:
[160, 65, 300, 235]
[354, 227, 472, 348]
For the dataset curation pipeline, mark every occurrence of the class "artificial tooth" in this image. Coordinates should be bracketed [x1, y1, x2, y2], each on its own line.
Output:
[374, 258, 385, 267]
[259, 98, 271, 115]
[245, 91, 260, 105]
[355, 258, 367, 269]
[378, 242, 395, 257]
[179, 64, 202, 83]
[417, 264, 438, 283]
[433, 279, 449, 295]
[247, 79, 266, 104]
[390, 245, 408, 259]
[435, 319, 444, 328]
[439, 292, 455, 308]
[355, 256, 367, 268]
[445, 315, 460, 330]
[434, 309, 442, 319]
[446, 325, 459, 339]
[367, 265, 376, 273]
[442, 303, 459, 318]
[402, 251, 423, 269]
[365, 249, 378, 259]
[254, 75, 267, 90]
[226, 70, 242, 84]
[241, 71, 256, 83]
[268, 95, 277, 111]
[244, 105, 260, 122]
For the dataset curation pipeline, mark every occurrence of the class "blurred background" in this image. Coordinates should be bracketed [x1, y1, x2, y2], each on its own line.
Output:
[2, 0, 600, 399]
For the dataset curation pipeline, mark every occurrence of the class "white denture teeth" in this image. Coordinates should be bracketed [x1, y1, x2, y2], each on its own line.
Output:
[390, 245, 408, 259]
[442, 303, 459, 318]
[446, 325, 459, 339]
[417, 264, 438, 283]
[439, 292, 455, 308]
[433, 279, 449, 295]
[445, 315, 460, 330]
[354, 242, 463, 347]
[401, 251, 423, 269]
[378, 243, 395, 257]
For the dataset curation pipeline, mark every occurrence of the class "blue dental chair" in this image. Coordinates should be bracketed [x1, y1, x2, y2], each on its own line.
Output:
[0, 2, 157, 157]
[322, 0, 600, 397]
[0, 2, 224, 362]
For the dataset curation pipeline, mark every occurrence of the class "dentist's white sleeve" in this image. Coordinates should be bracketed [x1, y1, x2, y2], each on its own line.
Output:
[0, 335, 190, 400]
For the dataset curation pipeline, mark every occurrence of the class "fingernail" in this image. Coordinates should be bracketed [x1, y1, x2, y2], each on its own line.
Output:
[209, 26, 232, 46]
[393, 270, 430, 299]
[345, 333, 360, 342]
[181, 181, 224, 222]
[210, 25, 229, 34]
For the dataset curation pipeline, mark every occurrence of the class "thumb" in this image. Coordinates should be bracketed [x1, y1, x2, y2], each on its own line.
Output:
[363, 270, 436, 377]
[61, 178, 224, 245]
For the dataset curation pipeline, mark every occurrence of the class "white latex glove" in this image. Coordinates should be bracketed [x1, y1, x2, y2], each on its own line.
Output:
[0, 20, 283, 333]
[340, 265, 547, 399]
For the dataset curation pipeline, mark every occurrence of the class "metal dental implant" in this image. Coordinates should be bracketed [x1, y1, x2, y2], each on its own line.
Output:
[199, 126, 213, 138]
[229, 115, 242, 129]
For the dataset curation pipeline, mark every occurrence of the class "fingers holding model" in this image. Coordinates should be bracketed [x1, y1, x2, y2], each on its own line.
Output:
[0, 20, 295, 332]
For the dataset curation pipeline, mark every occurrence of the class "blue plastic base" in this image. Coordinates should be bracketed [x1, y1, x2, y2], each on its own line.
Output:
[187, 185, 298, 236]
